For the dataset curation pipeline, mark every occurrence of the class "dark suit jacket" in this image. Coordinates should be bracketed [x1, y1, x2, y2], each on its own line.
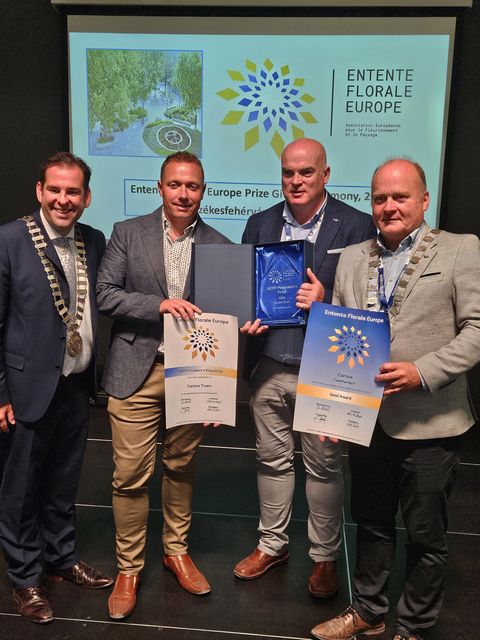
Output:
[97, 207, 231, 399]
[241, 194, 377, 373]
[242, 195, 376, 303]
[0, 210, 106, 422]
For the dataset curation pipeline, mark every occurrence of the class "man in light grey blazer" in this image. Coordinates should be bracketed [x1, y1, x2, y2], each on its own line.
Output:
[311, 159, 480, 640]
[96, 152, 230, 620]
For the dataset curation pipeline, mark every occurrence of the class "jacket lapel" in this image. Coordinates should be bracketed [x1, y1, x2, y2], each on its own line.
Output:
[354, 245, 371, 309]
[83, 227, 98, 322]
[142, 210, 168, 298]
[32, 210, 63, 273]
[31, 210, 70, 307]
[398, 226, 439, 307]
[313, 200, 341, 271]
[183, 217, 216, 299]
[270, 207, 285, 243]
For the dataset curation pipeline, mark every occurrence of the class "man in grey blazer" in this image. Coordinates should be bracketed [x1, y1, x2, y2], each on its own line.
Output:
[96, 152, 230, 619]
[234, 138, 376, 596]
[311, 159, 480, 640]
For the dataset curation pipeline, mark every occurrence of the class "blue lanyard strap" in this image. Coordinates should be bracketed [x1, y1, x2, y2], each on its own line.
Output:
[378, 263, 407, 310]
[366, 228, 441, 316]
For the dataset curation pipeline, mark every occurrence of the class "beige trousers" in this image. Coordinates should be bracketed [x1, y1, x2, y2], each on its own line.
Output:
[108, 362, 205, 574]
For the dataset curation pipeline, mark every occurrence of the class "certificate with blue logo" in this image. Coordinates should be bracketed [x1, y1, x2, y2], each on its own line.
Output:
[293, 302, 390, 446]
[164, 313, 238, 429]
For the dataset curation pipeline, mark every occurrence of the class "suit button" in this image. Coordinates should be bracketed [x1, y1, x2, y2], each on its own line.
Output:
[55, 365, 61, 369]
[60, 336, 66, 342]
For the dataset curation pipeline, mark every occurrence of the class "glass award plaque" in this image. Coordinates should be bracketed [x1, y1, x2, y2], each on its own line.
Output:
[255, 240, 313, 326]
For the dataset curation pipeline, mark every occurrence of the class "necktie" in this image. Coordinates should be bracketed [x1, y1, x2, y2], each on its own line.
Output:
[57, 236, 77, 374]
[57, 236, 76, 313]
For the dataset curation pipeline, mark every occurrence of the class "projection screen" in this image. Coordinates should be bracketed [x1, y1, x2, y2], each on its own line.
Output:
[68, 15, 455, 241]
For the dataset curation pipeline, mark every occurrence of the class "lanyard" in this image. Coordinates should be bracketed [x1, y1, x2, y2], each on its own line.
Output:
[284, 211, 324, 242]
[378, 262, 406, 310]
[283, 196, 327, 243]
[366, 227, 441, 317]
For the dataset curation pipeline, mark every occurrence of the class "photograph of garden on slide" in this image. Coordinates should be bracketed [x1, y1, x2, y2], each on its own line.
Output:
[87, 48, 202, 157]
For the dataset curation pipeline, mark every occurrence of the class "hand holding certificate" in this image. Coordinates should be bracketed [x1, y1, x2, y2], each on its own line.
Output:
[164, 313, 238, 429]
[293, 302, 390, 446]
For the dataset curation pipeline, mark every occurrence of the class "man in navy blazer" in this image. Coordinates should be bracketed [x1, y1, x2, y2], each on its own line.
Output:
[0, 152, 112, 624]
[234, 139, 376, 596]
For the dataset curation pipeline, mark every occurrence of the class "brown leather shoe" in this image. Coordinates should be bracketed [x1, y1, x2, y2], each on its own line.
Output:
[108, 574, 140, 619]
[13, 586, 53, 624]
[48, 560, 114, 589]
[309, 561, 339, 598]
[164, 554, 211, 595]
[311, 606, 385, 639]
[234, 548, 289, 580]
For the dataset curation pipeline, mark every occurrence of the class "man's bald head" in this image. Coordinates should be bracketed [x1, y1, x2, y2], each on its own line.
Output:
[281, 138, 330, 224]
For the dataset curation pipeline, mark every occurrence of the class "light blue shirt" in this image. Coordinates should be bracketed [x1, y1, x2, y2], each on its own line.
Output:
[281, 192, 328, 243]
[377, 223, 424, 300]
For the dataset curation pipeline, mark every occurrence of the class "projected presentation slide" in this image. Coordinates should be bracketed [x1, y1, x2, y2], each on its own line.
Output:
[69, 16, 454, 241]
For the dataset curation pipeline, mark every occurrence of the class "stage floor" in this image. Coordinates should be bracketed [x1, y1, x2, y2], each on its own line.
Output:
[0, 403, 478, 640]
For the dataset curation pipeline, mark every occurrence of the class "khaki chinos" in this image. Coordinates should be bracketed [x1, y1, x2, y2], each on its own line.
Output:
[108, 361, 205, 573]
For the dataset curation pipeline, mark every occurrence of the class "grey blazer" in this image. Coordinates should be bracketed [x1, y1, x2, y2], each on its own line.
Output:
[333, 225, 480, 440]
[97, 207, 230, 398]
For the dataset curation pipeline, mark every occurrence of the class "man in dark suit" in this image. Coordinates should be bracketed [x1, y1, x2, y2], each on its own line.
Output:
[234, 138, 376, 596]
[311, 159, 480, 640]
[0, 152, 112, 624]
[97, 152, 230, 620]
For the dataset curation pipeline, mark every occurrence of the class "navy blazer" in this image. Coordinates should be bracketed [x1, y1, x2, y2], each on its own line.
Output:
[0, 210, 106, 422]
[241, 194, 377, 372]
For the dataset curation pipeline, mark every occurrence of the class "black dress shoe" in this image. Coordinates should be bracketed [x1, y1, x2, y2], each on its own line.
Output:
[13, 586, 54, 624]
[48, 560, 114, 589]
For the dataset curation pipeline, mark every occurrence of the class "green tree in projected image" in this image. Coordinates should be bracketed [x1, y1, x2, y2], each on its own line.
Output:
[87, 49, 202, 157]
[173, 52, 202, 129]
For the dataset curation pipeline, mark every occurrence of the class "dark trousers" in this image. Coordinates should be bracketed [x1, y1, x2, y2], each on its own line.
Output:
[349, 424, 461, 638]
[0, 372, 90, 588]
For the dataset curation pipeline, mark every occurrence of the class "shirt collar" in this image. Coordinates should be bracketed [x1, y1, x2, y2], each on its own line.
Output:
[40, 209, 75, 241]
[282, 191, 329, 228]
[162, 208, 197, 239]
[377, 222, 425, 255]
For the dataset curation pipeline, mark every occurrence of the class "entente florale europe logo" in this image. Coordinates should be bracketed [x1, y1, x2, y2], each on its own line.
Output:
[182, 326, 219, 362]
[328, 326, 370, 369]
[268, 269, 283, 284]
[217, 58, 318, 157]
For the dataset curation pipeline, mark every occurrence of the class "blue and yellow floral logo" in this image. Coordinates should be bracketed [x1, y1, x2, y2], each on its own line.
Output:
[328, 326, 370, 369]
[183, 327, 219, 362]
[217, 58, 317, 157]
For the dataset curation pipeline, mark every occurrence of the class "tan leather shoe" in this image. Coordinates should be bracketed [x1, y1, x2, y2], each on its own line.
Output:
[311, 606, 385, 639]
[48, 560, 114, 589]
[308, 561, 339, 598]
[13, 586, 53, 624]
[108, 574, 140, 619]
[234, 548, 289, 580]
[163, 554, 211, 595]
